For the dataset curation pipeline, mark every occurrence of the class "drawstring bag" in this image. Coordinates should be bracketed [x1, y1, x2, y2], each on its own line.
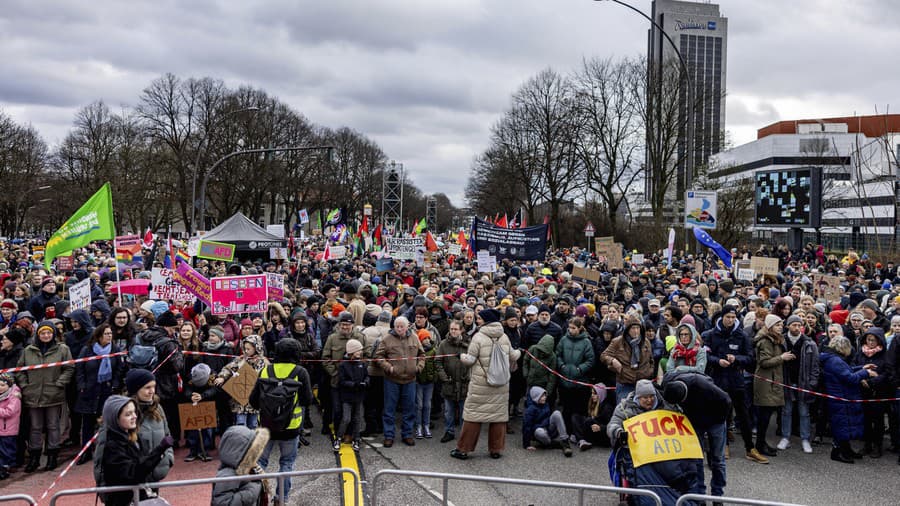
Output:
[485, 337, 511, 387]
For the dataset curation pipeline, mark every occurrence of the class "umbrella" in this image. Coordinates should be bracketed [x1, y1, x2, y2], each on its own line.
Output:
[108, 278, 151, 295]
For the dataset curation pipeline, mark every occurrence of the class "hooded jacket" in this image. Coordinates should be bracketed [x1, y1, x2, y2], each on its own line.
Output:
[0, 384, 22, 436]
[16, 322, 74, 407]
[219, 335, 269, 413]
[90, 298, 111, 327]
[665, 324, 707, 374]
[211, 426, 270, 506]
[64, 309, 94, 359]
[139, 325, 183, 401]
[523, 334, 558, 398]
[522, 386, 551, 448]
[556, 330, 595, 388]
[435, 333, 470, 401]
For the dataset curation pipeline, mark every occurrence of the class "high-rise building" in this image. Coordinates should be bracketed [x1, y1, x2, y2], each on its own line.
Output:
[646, 0, 728, 201]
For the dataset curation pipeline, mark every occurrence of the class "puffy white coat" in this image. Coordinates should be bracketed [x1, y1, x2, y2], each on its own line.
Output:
[461, 322, 521, 423]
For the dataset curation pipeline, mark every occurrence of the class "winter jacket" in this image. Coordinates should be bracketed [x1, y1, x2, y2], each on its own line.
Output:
[74, 343, 124, 415]
[26, 290, 59, 321]
[218, 335, 269, 414]
[375, 329, 425, 385]
[338, 355, 369, 404]
[607, 387, 677, 442]
[662, 370, 731, 432]
[665, 324, 707, 374]
[278, 327, 319, 364]
[523, 334, 557, 398]
[555, 331, 595, 389]
[139, 326, 184, 401]
[523, 320, 563, 349]
[855, 328, 894, 398]
[522, 386, 551, 448]
[0, 343, 23, 372]
[782, 332, 820, 404]
[820, 350, 868, 442]
[417, 346, 437, 384]
[703, 318, 753, 391]
[211, 425, 269, 506]
[460, 322, 521, 423]
[135, 400, 174, 482]
[753, 330, 786, 407]
[64, 309, 94, 359]
[361, 322, 391, 377]
[16, 339, 74, 407]
[599, 335, 654, 386]
[0, 384, 22, 436]
[435, 336, 470, 401]
[322, 328, 366, 387]
[89, 299, 111, 327]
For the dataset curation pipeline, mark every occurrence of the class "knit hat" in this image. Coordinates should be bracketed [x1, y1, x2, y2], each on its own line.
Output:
[36, 320, 56, 336]
[503, 307, 518, 321]
[150, 300, 170, 318]
[662, 380, 688, 404]
[537, 304, 551, 315]
[240, 318, 253, 328]
[41, 278, 55, 289]
[4, 326, 27, 346]
[377, 310, 392, 323]
[209, 326, 225, 341]
[718, 279, 734, 293]
[858, 299, 879, 312]
[574, 305, 589, 318]
[592, 383, 607, 404]
[784, 315, 803, 327]
[764, 314, 783, 329]
[125, 369, 156, 395]
[634, 379, 656, 398]
[0, 299, 16, 310]
[346, 339, 363, 355]
[140, 300, 155, 314]
[190, 363, 211, 387]
[0, 372, 13, 387]
[478, 308, 501, 324]
[156, 311, 178, 328]
[331, 303, 346, 317]
[417, 329, 432, 342]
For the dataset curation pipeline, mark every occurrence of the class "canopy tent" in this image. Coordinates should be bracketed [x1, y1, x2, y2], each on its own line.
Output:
[199, 212, 285, 257]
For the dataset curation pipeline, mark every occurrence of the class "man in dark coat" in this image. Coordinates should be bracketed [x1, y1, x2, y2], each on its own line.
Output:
[27, 278, 60, 321]
[523, 306, 563, 348]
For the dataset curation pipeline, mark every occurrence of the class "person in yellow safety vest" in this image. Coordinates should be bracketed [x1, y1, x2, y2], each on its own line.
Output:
[249, 338, 311, 506]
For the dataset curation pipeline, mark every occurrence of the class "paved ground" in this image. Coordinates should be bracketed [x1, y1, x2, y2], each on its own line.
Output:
[4, 411, 899, 505]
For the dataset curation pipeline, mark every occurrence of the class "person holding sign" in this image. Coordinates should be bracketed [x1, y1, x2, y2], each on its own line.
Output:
[214, 335, 269, 429]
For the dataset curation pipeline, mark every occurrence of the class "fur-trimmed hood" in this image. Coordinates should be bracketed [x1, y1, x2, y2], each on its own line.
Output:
[218, 425, 270, 475]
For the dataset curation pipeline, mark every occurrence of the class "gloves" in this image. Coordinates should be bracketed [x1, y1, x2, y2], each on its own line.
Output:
[158, 435, 175, 451]
[616, 430, 628, 446]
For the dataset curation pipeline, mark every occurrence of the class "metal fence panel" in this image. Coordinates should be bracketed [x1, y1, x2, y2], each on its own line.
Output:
[0, 495, 36, 505]
[675, 493, 806, 506]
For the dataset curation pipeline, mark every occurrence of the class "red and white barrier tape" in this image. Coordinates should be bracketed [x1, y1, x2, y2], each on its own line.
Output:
[0, 351, 128, 374]
[752, 373, 900, 403]
[182, 349, 456, 362]
[522, 348, 615, 390]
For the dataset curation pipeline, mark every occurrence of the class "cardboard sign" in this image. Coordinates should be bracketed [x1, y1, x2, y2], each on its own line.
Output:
[448, 244, 462, 256]
[623, 409, 703, 468]
[197, 240, 235, 262]
[56, 255, 74, 272]
[269, 247, 288, 260]
[737, 269, 756, 281]
[266, 272, 284, 300]
[386, 237, 424, 260]
[150, 267, 197, 303]
[571, 265, 601, 286]
[69, 278, 91, 311]
[178, 401, 217, 431]
[812, 273, 842, 302]
[173, 262, 212, 307]
[221, 362, 258, 407]
[750, 256, 779, 277]
[210, 274, 268, 315]
[733, 259, 751, 275]
[631, 253, 645, 265]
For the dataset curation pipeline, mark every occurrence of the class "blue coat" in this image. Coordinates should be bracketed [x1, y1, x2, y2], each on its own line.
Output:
[703, 319, 753, 391]
[820, 350, 868, 442]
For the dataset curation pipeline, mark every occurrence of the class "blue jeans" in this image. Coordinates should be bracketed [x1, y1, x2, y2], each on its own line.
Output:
[444, 398, 464, 435]
[781, 397, 811, 441]
[235, 412, 258, 429]
[615, 382, 635, 405]
[258, 436, 299, 501]
[185, 428, 213, 456]
[0, 436, 16, 467]
[383, 379, 416, 439]
[694, 421, 727, 497]
[416, 383, 434, 428]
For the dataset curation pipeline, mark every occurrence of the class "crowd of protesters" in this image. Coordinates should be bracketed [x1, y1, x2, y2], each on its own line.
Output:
[0, 238, 899, 504]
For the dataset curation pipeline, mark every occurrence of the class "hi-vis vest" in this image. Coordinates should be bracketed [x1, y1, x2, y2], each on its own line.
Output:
[259, 363, 304, 430]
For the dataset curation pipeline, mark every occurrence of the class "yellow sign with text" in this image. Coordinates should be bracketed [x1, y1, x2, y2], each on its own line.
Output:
[624, 409, 703, 467]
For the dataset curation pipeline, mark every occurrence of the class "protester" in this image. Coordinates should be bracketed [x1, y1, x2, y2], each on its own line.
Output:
[434, 319, 470, 443]
[214, 334, 269, 429]
[753, 314, 791, 457]
[375, 316, 424, 448]
[820, 336, 878, 463]
[74, 323, 123, 465]
[335, 339, 368, 452]
[522, 386, 572, 456]
[211, 426, 270, 506]
[0, 373, 21, 480]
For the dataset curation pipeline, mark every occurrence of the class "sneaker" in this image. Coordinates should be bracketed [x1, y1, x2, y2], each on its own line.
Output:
[745, 448, 770, 464]
[184, 454, 199, 462]
[424, 426, 433, 439]
[199, 453, 212, 462]
[332, 439, 341, 453]
[801, 440, 813, 454]
[776, 438, 791, 450]
[352, 440, 360, 452]
[560, 439, 573, 457]
[440, 432, 455, 443]
[415, 426, 424, 439]
[578, 440, 592, 451]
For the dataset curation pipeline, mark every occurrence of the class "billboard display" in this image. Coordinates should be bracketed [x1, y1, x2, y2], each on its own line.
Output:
[754, 168, 821, 227]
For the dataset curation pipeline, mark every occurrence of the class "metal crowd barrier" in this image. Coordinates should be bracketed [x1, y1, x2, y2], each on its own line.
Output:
[369, 469, 663, 506]
[49, 467, 360, 506]
[675, 494, 806, 506]
[0, 495, 36, 505]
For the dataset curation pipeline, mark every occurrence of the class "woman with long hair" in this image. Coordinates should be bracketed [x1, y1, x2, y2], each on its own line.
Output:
[107, 307, 136, 351]
[74, 324, 123, 464]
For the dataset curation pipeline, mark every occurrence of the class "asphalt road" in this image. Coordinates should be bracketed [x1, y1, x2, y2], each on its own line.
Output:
[287, 412, 900, 506]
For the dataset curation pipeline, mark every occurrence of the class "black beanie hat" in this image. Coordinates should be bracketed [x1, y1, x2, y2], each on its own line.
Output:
[503, 307, 518, 321]
[662, 380, 688, 404]
[478, 308, 501, 324]
[125, 369, 156, 396]
[155, 311, 178, 328]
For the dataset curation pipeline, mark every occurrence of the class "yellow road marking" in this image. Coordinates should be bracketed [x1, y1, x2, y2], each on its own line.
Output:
[338, 442, 364, 506]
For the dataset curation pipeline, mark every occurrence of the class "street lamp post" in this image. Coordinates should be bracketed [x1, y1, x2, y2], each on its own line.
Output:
[197, 145, 335, 232]
[189, 106, 260, 234]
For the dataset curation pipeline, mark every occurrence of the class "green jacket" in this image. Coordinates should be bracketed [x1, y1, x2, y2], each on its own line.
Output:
[435, 337, 469, 401]
[417, 347, 437, 384]
[753, 330, 786, 407]
[322, 329, 366, 387]
[16, 341, 74, 408]
[523, 334, 557, 398]
[556, 331, 595, 389]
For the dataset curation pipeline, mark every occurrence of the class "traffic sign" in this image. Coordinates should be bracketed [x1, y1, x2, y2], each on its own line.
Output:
[584, 222, 595, 237]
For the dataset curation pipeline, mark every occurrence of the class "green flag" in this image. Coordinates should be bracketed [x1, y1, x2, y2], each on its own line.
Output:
[45, 183, 115, 269]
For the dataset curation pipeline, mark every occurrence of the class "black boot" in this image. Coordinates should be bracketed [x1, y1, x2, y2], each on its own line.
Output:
[43, 449, 59, 472]
[24, 450, 41, 473]
[0, 466, 10, 480]
[76, 449, 93, 465]
[871, 443, 883, 459]
[831, 445, 854, 463]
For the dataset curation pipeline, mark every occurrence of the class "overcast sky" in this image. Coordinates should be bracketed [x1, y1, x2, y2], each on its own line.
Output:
[2, 0, 898, 205]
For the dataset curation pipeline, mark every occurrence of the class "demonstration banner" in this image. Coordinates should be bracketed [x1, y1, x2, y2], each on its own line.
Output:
[375, 258, 393, 273]
[448, 243, 462, 256]
[150, 267, 197, 303]
[173, 261, 212, 307]
[115, 234, 143, 269]
[198, 240, 235, 262]
[69, 278, 92, 311]
[210, 274, 268, 315]
[266, 272, 284, 300]
[471, 218, 547, 261]
[44, 182, 115, 269]
[622, 409, 703, 467]
[476, 250, 497, 273]
[386, 237, 424, 260]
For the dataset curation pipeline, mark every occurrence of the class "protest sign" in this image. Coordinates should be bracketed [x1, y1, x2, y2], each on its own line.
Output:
[386, 237, 424, 260]
[329, 245, 347, 259]
[571, 265, 601, 286]
[115, 234, 143, 269]
[266, 224, 285, 238]
[150, 267, 197, 303]
[210, 274, 268, 315]
[733, 259, 751, 275]
[375, 258, 394, 273]
[631, 253, 645, 265]
[178, 402, 217, 431]
[622, 409, 703, 468]
[448, 244, 462, 256]
[31, 245, 45, 261]
[595, 238, 622, 270]
[56, 255, 74, 272]
[221, 362, 258, 407]
[266, 272, 284, 300]
[812, 273, 842, 302]
[173, 261, 212, 307]
[197, 240, 235, 262]
[737, 269, 756, 281]
[269, 247, 288, 260]
[750, 256, 779, 277]
[69, 278, 91, 311]
[476, 250, 497, 273]
[472, 218, 547, 261]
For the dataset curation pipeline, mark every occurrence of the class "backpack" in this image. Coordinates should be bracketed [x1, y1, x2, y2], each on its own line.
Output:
[257, 365, 303, 431]
[485, 337, 511, 387]
[128, 331, 159, 370]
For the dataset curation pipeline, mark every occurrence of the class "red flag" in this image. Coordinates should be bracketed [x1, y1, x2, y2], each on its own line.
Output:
[425, 231, 438, 252]
[458, 230, 468, 251]
[493, 213, 499, 225]
[322, 243, 332, 261]
[496, 214, 508, 229]
[142, 228, 154, 248]
[358, 216, 369, 236]
[372, 224, 383, 247]
[543, 215, 551, 241]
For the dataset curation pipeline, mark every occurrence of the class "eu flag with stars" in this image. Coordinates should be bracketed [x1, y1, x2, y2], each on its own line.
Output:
[693, 227, 732, 269]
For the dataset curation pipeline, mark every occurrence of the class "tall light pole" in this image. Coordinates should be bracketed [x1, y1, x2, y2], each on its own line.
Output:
[197, 145, 335, 231]
[190, 106, 260, 234]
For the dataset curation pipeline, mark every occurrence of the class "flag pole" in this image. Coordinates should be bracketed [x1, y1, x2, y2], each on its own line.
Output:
[113, 237, 123, 307]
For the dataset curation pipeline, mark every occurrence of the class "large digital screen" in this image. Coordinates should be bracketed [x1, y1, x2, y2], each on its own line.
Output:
[754, 168, 821, 227]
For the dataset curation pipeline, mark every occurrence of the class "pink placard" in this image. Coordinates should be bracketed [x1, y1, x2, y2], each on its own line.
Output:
[266, 272, 284, 301]
[173, 261, 212, 307]
[210, 274, 268, 315]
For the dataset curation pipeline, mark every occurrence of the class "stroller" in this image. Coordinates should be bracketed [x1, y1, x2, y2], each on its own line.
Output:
[608, 438, 703, 506]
